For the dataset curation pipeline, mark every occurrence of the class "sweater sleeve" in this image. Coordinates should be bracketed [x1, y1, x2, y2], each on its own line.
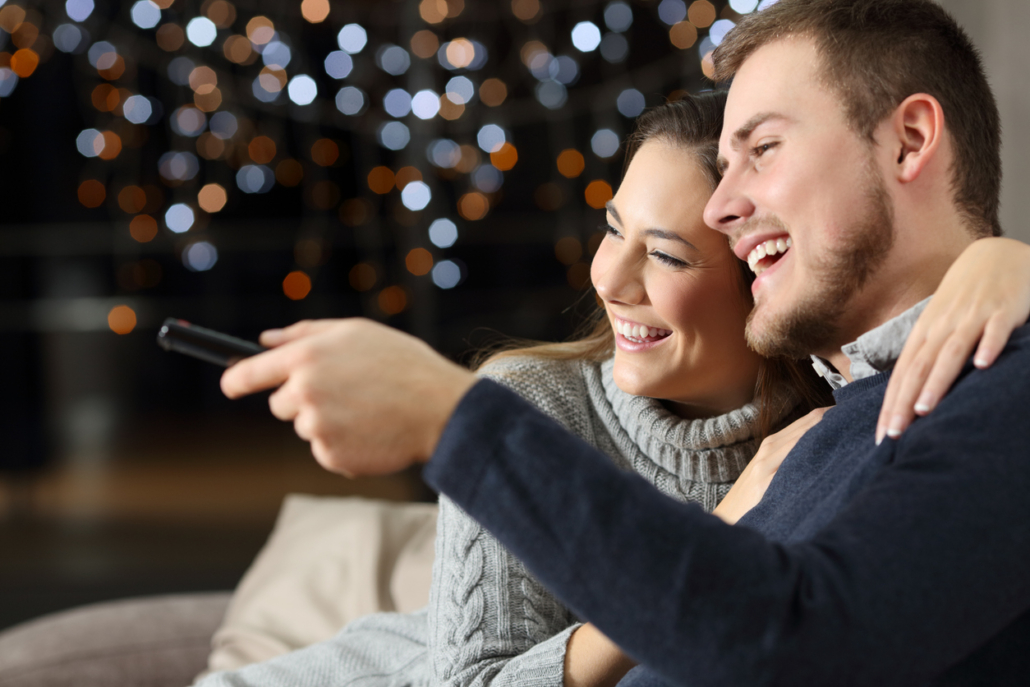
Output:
[427, 495, 579, 687]
[424, 367, 1030, 687]
[426, 358, 596, 687]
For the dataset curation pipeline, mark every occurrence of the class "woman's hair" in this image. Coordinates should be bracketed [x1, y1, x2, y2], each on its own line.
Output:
[475, 91, 832, 437]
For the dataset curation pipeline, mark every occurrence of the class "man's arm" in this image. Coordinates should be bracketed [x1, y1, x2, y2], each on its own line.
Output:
[425, 366, 1030, 687]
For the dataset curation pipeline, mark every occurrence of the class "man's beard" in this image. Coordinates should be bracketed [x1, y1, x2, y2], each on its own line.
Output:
[744, 165, 896, 359]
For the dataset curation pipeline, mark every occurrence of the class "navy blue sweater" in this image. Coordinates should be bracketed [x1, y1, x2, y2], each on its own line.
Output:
[424, 324, 1030, 687]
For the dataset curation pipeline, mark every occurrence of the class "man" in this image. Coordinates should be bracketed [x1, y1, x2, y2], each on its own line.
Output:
[223, 1, 1030, 684]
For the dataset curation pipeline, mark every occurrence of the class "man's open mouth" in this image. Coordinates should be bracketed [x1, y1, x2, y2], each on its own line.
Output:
[747, 237, 792, 276]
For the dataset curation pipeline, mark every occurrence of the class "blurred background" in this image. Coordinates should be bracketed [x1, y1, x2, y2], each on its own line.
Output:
[0, 0, 1027, 630]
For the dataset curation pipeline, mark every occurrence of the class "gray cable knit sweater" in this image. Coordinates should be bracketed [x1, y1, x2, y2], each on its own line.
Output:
[198, 355, 770, 687]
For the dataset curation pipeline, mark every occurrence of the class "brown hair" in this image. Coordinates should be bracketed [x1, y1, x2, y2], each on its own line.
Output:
[477, 92, 832, 438]
[713, 0, 1001, 237]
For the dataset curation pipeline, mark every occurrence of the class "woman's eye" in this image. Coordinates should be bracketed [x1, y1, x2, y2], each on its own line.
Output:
[650, 251, 687, 267]
[604, 224, 621, 238]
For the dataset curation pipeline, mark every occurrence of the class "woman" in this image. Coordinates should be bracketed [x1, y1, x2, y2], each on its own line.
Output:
[195, 91, 1030, 687]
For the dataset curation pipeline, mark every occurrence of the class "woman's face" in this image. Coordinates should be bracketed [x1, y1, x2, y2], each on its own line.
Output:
[591, 140, 762, 418]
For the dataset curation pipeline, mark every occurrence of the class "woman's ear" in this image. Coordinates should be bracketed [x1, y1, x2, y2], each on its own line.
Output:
[891, 93, 945, 184]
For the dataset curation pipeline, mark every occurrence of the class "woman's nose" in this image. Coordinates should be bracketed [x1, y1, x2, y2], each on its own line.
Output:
[593, 249, 645, 306]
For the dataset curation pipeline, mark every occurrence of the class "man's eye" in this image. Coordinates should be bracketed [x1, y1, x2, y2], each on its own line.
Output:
[752, 142, 776, 157]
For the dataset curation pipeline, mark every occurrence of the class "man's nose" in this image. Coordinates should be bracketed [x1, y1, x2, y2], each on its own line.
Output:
[703, 173, 755, 238]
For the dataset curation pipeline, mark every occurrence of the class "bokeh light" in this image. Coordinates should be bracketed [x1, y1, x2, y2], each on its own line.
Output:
[53, 24, 88, 53]
[66, 0, 94, 22]
[384, 88, 413, 117]
[282, 271, 312, 300]
[171, 105, 207, 136]
[457, 192, 489, 220]
[205, 0, 236, 28]
[472, 164, 503, 193]
[687, 0, 716, 27]
[276, 159, 304, 186]
[476, 124, 506, 153]
[427, 139, 460, 168]
[130, 215, 159, 242]
[349, 263, 377, 291]
[658, 0, 687, 25]
[131, 1, 161, 29]
[300, 0, 330, 23]
[236, 164, 275, 193]
[604, 1, 633, 32]
[263, 41, 292, 68]
[591, 129, 620, 158]
[557, 149, 585, 178]
[122, 95, 153, 124]
[108, 305, 137, 335]
[287, 75, 318, 105]
[410, 30, 439, 58]
[156, 24, 184, 51]
[337, 23, 367, 53]
[555, 236, 584, 265]
[10, 49, 39, 77]
[617, 88, 645, 117]
[209, 111, 238, 139]
[310, 139, 339, 167]
[335, 86, 365, 115]
[600, 33, 629, 63]
[585, 180, 614, 209]
[428, 218, 458, 248]
[118, 186, 147, 213]
[377, 44, 410, 75]
[490, 142, 518, 171]
[77, 179, 106, 208]
[165, 203, 195, 233]
[246, 16, 275, 45]
[248, 135, 276, 164]
[309, 180, 340, 210]
[512, 0, 541, 23]
[183, 241, 219, 272]
[340, 198, 372, 227]
[378, 121, 410, 150]
[445, 76, 475, 105]
[198, 183, 228, 212]
[571, 21, 601, 52]
[431, 260, 463, 289]
[401, 180, 432, 211]
[710, 19, 736, 46]
[479, 78, 507, 107]
[167, 56, 194, 85]
[395, 167, 423, 190]
[324, 51, 353, 79]
[367, 167, 395, 194]
[670, 22, 698, 49]
[729, 0, 760, 12]
[411, 89, 441, 119]
[159, 151, 200, 181]
[406, 248, 434, 276]
[377, 286, 408, 315]
[186, 16, 217, 47]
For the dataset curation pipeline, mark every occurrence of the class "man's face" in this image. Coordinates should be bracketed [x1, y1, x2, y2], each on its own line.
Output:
[703, 38, 895, 359]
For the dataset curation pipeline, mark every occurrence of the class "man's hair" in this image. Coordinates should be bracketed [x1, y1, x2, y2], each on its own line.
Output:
[713, 0, 1002, 237]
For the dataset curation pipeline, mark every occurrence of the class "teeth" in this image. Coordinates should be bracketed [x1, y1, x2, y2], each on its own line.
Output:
[746, 236, 792, 275]
[614, 319, 671, 342]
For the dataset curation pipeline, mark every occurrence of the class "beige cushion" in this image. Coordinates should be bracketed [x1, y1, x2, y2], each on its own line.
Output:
[0, 592, 230, 687]
[203, 495, 437, 676]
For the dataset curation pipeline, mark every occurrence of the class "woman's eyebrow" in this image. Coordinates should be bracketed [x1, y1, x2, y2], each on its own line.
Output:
[642, 229, 699, 251]
[605, 201, 622, 225]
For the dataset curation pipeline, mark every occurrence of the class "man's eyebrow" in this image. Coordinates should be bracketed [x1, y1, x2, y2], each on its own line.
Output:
[718, 112, 791, 175]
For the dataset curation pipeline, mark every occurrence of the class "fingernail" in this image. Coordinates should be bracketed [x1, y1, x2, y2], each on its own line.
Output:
[875, 433, 883, 446]
[974, 355, 989, 369]
[886, 415, 904, 439]
[261, 328, 285, 344]
[914, 395, 933, 415]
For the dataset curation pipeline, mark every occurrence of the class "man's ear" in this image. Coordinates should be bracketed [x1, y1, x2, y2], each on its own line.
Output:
[891, 93, 945, 184]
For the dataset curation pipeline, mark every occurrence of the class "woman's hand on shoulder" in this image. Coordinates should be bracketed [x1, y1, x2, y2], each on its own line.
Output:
[713, 407, 828, 525]
[877, 237, 1030, 444]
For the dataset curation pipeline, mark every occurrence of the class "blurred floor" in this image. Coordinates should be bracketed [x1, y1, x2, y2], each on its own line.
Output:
[0, 414, 431, 631]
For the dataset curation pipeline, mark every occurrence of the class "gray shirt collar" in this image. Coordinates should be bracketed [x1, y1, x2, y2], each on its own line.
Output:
[810, 297, 932, 390]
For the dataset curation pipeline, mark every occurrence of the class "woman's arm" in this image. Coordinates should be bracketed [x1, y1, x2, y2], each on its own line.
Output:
[712, 407, 827, 525]
[877, 236, 1030, 443]
[564, 624, 636, 687]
